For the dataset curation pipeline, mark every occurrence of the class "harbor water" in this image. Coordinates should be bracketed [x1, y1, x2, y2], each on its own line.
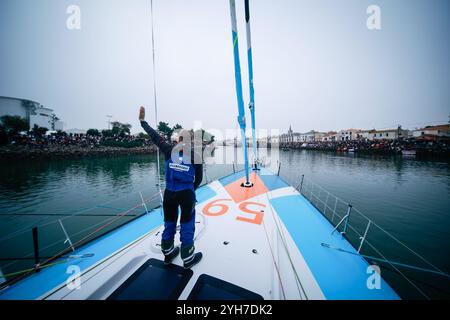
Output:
[0, 147, 449, 298]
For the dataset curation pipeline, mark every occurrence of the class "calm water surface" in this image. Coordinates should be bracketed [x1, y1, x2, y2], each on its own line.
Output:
[0, 147, 448, 298]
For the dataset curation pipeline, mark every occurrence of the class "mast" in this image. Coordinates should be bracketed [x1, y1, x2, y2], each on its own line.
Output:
[229, 0, 252, 187]
[245, 0, 258, 170]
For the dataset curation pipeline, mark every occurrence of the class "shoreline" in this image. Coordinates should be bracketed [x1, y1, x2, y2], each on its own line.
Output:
[0, 145, 158, 161]
[277, 142, 450, 158]
[0, 144, 448, 161]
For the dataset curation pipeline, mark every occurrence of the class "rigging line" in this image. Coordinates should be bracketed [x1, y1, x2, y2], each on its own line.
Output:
[0, 254, 93, 279]
[344, 221, 431, 299]
[264, 191, 308, 299]
[345, 223, 432, 299]
[0, 184, 158, 242]
[0, 187, 161, 244]
[303, 176, 444, 276]
[1, 193, 161, 275]
[1, 193, 160, 289]
[244, 0, 257, 168]
[351, 206, 445, 275]
[150, 0, 163, 202]
[267, 190, 309, 298]
[261, 219, 287, 299]
[56, 229, 155, 300]
[0, 196, 160, 271]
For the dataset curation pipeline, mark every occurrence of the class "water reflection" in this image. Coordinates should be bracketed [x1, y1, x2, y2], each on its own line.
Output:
[0, 148, 448, 296]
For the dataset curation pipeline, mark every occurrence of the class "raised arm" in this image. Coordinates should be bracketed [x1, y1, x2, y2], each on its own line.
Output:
[139, 107, 172, 158]
[192, 150, 203, 190]
[193, 163, 203, 191]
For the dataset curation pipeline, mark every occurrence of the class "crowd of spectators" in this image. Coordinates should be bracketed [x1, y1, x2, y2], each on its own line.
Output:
[4, 131, 153, 150]
[281, 138, 450, 156]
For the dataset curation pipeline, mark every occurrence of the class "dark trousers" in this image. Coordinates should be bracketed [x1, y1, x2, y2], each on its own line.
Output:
[161, 189, 196, 248]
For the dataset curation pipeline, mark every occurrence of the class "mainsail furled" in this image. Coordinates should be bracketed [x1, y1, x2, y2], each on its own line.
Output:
[228, 0, 252, 187]
[245, 0, 258, 170]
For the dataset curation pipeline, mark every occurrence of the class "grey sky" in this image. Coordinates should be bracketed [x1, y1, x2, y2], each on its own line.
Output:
[0, 0, 449, 134]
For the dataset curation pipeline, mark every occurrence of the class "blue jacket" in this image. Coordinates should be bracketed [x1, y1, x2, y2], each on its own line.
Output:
[141, 121, 203, 191]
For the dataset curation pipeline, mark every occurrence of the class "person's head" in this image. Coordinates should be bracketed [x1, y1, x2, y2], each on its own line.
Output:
[170, 131, 187, 144]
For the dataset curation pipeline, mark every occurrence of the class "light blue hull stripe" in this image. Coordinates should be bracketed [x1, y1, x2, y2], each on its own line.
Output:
[270, 194, 400, 300]
[219, 170, 247, 186]
[258, 167, 289, 190]
[196, 185, 217, 204]
[0, 210, 164, 300]
[0, 185, 216, 300]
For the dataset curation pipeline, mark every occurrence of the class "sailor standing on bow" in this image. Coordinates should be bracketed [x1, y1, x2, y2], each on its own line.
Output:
[139, 107, 203, 269]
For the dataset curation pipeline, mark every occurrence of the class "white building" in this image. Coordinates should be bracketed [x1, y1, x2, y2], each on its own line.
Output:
[0, 96, 38, 123]
[280, 125, 294, 143]
[338, 129, 362, 141]
[280, 127, 326, 143]
[412, 124, 450, 139]
[314, 131, 326, 141]
[369, 127, 409, 141]
[360, 130, 376, 140]
[0, 96, 63, 131]
[30, 107, 63, 131]
[321, 131, 338, 142]
[293, 132, 302, 142]
[299, 131, 316, 142]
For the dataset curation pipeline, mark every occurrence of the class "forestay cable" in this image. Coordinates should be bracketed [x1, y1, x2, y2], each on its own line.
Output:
[150, 0, 163, 203]
[244, 0, 258, 169]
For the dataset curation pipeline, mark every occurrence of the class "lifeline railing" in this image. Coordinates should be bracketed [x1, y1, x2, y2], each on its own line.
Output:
[0, 164, 234, 290]
[284, 172, 450, 300]
[0, 184, 165, 289]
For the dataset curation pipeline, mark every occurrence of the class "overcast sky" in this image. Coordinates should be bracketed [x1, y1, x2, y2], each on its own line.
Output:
[0, 0, 449, 135]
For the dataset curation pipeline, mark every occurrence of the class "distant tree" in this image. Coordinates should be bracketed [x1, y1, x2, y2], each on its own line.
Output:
[31, 124, 48, 137]
[111, 121, 132, 137]
[87, 129, 100, 137]
[0, 115, 29, 135]
[50, 114, 60, 131]
[101, 129, 114, 138]
[157, 121, 173, 140]
[122, 123, 132, 136]
[173, 124, 183, 131]
[137, 132, 149, 139]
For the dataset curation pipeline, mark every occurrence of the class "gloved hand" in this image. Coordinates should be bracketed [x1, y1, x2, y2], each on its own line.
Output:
[139, 106, 146, 121]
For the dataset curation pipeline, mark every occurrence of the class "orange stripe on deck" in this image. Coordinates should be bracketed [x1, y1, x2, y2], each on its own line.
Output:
[224, 172, 269, 203]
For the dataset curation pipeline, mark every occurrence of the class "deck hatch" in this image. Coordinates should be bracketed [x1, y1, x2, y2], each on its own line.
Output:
[108, 259, 193, 300]
[187, 274, 263, 300]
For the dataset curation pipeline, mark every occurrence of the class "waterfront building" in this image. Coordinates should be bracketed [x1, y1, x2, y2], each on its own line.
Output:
[0, 96, 63, 131]
[299, 131, 316, 142]
[338, 129, 362, 141]
[280, 125, 294, 143]
[360, 129, 376, 140]
[321, 131, 338, 142]
[412, 124, 450, 140]
[370, 126, 408, 141]
[314, 131, 326, 141]
[292, 132, 302, 142]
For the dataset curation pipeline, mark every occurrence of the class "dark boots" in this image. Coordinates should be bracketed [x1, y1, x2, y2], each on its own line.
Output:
[161, 240, 179, 265]
[161, 241, 202, 268]
[181, 244, 202, 269]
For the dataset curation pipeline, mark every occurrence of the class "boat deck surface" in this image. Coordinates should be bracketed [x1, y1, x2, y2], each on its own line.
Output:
[0, 168, 399, 300]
